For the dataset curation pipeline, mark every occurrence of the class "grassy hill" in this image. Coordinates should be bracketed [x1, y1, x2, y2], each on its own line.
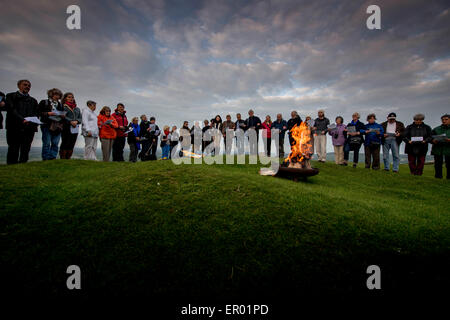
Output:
[0, 158, 448, 302]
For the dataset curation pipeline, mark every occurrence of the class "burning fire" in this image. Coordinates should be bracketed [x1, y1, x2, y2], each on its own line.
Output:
[285, 122, 313, 167]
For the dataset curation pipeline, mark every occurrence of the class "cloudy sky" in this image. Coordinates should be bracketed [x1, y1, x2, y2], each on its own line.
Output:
[0, 0, 449, 149]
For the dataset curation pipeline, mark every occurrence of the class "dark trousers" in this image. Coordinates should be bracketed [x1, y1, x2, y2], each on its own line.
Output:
[112, 136, 126, 161]
[6, 128, 35, 164]
[170, 141, 178, 159]
[408, 154, 426, 175]
[434, 155, 450, 179]
[129, 143, 139, 162]
[262, 137, 271, 156]
[60, 124, 78, 159]
[364, 144, 380, 169]
[344, 142, 361, 164]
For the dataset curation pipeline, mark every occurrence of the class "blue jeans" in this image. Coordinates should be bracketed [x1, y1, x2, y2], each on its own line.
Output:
[162, 144, 170, 159]
[383, 138, 399, 171]
[41, 126, 61, 160]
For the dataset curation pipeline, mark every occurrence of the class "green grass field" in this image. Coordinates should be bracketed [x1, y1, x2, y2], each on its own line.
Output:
[0, 158, 449, 301]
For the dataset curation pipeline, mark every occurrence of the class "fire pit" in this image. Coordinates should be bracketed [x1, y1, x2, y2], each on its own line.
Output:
[277, 121, 319, 181]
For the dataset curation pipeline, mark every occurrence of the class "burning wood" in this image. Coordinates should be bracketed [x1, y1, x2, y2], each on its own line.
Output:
[285, 122, 313, 168]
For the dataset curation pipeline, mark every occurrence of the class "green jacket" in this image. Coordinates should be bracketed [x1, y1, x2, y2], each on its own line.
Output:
[431, 125, 450, 156]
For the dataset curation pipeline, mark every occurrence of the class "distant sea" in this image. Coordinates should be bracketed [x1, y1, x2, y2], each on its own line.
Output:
[0, 146, 433, 164]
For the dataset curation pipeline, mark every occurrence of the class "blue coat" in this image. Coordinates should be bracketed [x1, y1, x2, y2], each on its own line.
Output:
[364, 122, 384, 146]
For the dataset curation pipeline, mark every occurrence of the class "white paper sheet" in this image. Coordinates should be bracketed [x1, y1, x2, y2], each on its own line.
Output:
[411, 136, 423, 142]
[70, 125, 79, 134]
[24, 117, 43, 125]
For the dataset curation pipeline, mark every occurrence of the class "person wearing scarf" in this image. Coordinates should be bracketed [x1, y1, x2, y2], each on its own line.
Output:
[127, 117, 141, 163]
[60, 92, 82, 159]
[161, 126, 171, 160]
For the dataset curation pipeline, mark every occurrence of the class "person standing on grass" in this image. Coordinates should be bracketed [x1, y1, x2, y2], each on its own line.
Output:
[234, 113, 246, 155]
[161, 125, 171, 160]
[170, 125, 179, 159]
[363, 114, 384, 170]
[261, 115, 272, 156]
[139, 115, 151, 161]
[191, 121, 203, 154]
[127, 117, 141, 163]
[221, 115, 235, 155]
[403, 114, 432, 176]
[81, 100, 99, 161]
[431, 114, 450, 179]
[271, 113, 287, 158]
[112, 103, 128, 162]
[304, 115, 314, 155]
[60, 92, 82, 160]
[147, 117, 161, 160]
[5, 80, 39, 164]
[97, 106, 118, 162]
[312, 109, 330, 163]
[328, 116, 347, 165]
[245, 109, 262, 156]
[179, 121, 191, 156]
[202, 120, 212, 154]
[344, 112, 365, 168]
[381, 112, 405, 173]
[38, 88, 64, 161]
[211, 115, 223, 155]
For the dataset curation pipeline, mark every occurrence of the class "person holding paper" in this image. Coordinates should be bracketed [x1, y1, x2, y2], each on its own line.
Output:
[98, 106, 118, 162]
[38, 88, 64, 160]
[234, 113, 246, 156]
[112, 103, 128, 162]
[328, 116, 347, 165]
[312, 109, 330, 163]
[363, 114, 384, 170]
[59, 92, 82, 159]
[127, 117, 141, 163]
[245, 110, 262, 156]
[403, 113, 432, 176]
[82, 100, 99, 161]
[344, 112, 365, 168]
[5, 80, 39, 164]
[381, 112, 405, 173]
[431, 114, 450, 179]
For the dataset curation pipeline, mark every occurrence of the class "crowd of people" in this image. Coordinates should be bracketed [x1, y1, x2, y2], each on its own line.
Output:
[0, 80, 449, 179]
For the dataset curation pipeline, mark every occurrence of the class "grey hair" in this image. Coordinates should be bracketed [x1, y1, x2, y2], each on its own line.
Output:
[414, 113, 425, 120]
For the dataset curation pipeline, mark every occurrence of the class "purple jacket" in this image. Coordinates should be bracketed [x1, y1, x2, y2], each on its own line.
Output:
[328, 123, 347, 146]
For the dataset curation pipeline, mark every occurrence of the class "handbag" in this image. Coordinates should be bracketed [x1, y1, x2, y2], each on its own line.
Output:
[49, 121, 63, 134]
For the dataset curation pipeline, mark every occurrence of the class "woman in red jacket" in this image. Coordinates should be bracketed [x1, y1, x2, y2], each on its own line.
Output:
[261, 115, 272, 156]
[97, 106, 118, 162]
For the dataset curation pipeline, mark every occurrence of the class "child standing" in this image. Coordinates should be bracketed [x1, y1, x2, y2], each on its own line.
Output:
[161, 125, 171, 160]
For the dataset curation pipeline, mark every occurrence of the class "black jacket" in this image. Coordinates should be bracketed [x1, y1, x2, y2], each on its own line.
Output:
[345, 120, 366, 145]
[38, 99, 64, 126]
[0, 91, 5, 129]
[244, 116, 261, 131]
[313, 117, 330, 134]
[5, 91, 39, 131]
[381, 120, 405, 146]
[403, 122, 432, 155]
[287, 116, 302, 133]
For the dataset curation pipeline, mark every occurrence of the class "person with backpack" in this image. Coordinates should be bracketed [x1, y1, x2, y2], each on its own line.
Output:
[363, 113, 384, 170]
[344, 112, 365, 168]
[59, 92, 82, 159]
[38, 88, 64, 160]
[403, 114, 432, 176]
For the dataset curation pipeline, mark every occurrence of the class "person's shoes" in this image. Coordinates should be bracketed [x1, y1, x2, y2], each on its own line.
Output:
[353, 163, 357, 168]
[384, 169, 390, 172]
[435, 176, 443, 179]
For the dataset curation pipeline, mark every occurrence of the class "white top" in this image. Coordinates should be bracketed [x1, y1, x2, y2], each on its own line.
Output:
[386, 122, 397, 134]
[82, 107, 99, 138]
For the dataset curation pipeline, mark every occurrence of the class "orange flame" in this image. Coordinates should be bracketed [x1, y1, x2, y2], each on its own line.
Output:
[285, 122, 312, 163]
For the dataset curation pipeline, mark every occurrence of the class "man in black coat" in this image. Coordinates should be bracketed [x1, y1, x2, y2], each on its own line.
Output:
[287, 111, 302, 147]
[244, 109, 261, 155]
[5, 80, 39, 164]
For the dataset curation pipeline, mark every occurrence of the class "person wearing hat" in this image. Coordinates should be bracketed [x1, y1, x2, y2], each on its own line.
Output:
[403, 113, 432, 176]
[381, 112, 405, 172]
[431, 114, 450, 179]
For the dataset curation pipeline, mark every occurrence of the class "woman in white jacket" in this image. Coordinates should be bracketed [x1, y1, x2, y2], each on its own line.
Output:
[82, 100, 99, 160]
